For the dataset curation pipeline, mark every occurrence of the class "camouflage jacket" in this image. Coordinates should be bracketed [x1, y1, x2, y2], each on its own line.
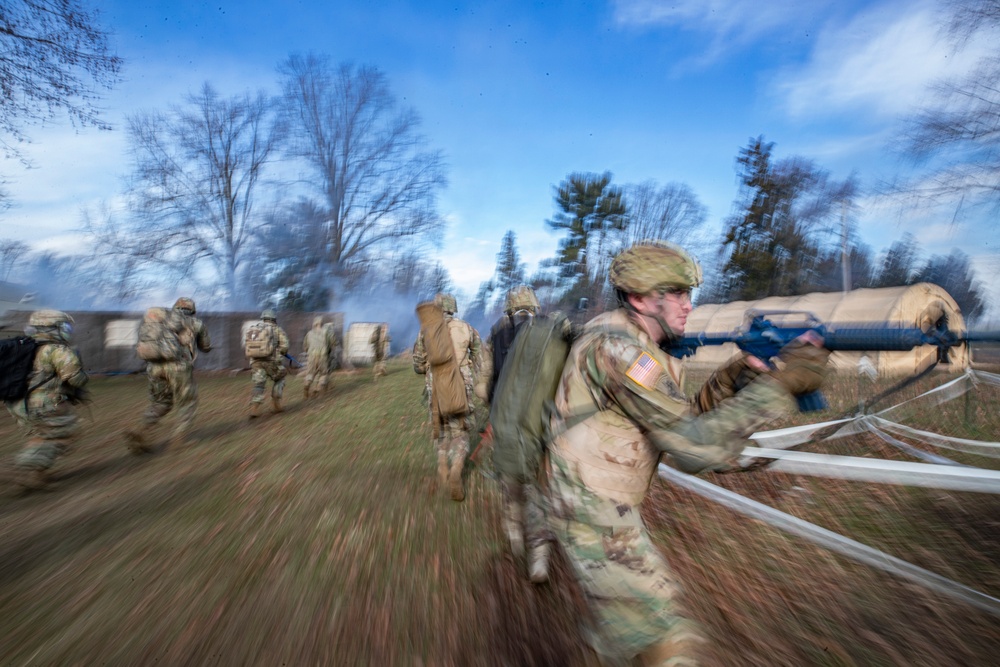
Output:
[412, 314, 482, 389]
[549, 309, 794, 506]
[303, 326, 332, 360]
[8, 332, 88, 415]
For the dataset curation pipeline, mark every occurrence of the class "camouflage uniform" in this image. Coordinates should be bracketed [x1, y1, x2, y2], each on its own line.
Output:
[412, 294, 481, 499]
[130, 298, 212, 452]
[547, 242, 816, 666]
[369, 324, 390, 380]
[324, 324, 342, 375]
[477, 285, 555, 582]
[302, 316, 333, 398]
[248, 310, 290, 415]
[5, 310, 87, 486]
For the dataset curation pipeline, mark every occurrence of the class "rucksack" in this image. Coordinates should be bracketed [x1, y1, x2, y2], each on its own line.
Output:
[245, 322, 277, 359]
[137, 307, 186, 362]
[0, 336, 40, 401]
[415, 302, 468, 419]
[486, 315, 519, 404]
[489, 312, 574, 482]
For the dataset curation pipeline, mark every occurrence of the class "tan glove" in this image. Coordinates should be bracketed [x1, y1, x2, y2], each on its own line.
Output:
[692, 354, 763, 415]
[771, 339, 831, 396]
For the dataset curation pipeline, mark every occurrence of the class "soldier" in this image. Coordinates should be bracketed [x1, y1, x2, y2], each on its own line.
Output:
[546, 241, 830, 666]
[4, 310, 88, 489]
[128, 297, 212, 453]
[324, 323, 342, 376]
[369, 323, 390, 380]
[475, 285, 557, 583]
[301, 316, 333, 399]
[413, 293, 481, 501]
[246, 309, 290, 418]
[476, 285, 540, 404]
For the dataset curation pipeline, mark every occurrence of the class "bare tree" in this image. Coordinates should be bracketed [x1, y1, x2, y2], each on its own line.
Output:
[98, 84, 282, 309]
[1, 0, 122, 161]
[620, 180, 708, 251]
[257, 197, 333, 311]
[895, 0, 1000, 213]
[0, 238, 30, 282]
[278, 55, 447, 278]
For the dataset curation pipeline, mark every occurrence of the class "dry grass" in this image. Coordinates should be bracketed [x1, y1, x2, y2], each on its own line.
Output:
[0, 362, 998, 665]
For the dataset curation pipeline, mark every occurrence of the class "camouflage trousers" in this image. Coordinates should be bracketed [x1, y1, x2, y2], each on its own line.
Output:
[501, 474, 553, 550]
[435, 416, 469, 465]
[372, 359, 387, 379]
[143, 361, 199, 439]
[302, 354, 329, 393]
[250, 359, 287, 403]
[547, 451, 702, 665]
[6, 401, 81, 471]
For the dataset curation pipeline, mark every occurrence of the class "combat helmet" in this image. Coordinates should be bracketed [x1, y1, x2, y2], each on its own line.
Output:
[29, 309, 74, 328]
[505, 285, 540, 314]
[609, 241, 703, 296]
[28, 309, 74, 342]
[173, 297, 196, 314]
[434, 293, 457, 314]
[261, 308, 277, 322]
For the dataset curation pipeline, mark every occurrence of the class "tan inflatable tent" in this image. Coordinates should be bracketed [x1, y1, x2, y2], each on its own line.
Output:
[684, 283, 969, 375]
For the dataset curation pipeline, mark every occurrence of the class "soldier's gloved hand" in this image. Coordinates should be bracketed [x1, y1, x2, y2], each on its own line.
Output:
[771, 335, 830, 396]
[692, 354, 766, 414]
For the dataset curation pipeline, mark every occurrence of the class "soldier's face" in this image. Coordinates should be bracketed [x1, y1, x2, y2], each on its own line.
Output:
[630, 289, 692, 342]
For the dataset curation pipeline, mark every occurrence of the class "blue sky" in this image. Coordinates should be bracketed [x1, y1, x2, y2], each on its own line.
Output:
[5, 0, 999, 319]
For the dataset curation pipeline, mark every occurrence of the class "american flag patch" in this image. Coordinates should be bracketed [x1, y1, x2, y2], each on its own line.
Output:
[625, 352, 662, 389]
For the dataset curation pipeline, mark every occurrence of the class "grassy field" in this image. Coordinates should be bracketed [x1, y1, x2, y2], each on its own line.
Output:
[1, 361, 998, 666]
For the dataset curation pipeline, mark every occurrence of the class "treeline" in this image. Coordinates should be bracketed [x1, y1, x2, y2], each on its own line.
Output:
[3, 55, 452, 314]
[463, 138, 987, 331]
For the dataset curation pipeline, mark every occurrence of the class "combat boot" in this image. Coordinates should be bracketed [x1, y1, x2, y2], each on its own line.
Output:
[449, 456, 465, 502]
[272, 397, 284, 413]
[249, 402, 261, 419]
[13, 466, 48, 491]
[126, 428, 152, 455]
[528, 543, 550, 584]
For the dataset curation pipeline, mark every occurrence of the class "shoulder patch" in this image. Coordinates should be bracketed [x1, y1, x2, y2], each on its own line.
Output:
[625, 351, 663, 390]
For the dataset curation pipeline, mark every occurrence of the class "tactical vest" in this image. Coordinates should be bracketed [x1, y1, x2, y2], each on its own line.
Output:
[549, 310, 684, 506]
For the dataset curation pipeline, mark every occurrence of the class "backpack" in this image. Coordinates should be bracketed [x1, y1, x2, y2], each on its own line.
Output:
[487, 316, 519, 404]
[415, 302, 468, 420]
[0, 336, 40, 401]
[489, 312, 574, 482]
[137, 307, 186, 362]
[245, 322, 277, 359]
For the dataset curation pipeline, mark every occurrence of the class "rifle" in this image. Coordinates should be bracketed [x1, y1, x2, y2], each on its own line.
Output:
[667, 310, 1000, 412]
[284, 353, 304, 369]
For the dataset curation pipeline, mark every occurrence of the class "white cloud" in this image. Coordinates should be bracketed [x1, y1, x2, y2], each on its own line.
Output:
[775, 2, 993, 119]
[612, 0, 833, 64]
[612, 0, 815, 39]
